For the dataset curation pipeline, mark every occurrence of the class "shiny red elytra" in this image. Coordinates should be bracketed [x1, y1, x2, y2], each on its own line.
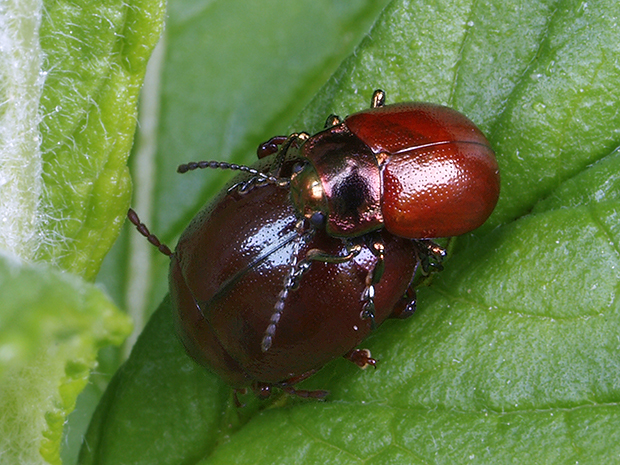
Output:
[288, 90, 499, 239]
[128, 90, 499, 399]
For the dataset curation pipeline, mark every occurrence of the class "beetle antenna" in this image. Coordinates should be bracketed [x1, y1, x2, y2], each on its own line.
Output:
[261, 220, 315, 352]
[177, 160, 290, 188]
[127, 208, 173, 257]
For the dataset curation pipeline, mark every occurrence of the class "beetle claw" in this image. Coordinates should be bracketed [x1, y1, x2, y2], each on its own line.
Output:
[344, 348, 377, 369]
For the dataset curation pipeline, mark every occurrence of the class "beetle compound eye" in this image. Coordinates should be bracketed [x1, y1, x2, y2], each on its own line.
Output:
[309, 211, 326, 228]
[292, 161, 306, 174]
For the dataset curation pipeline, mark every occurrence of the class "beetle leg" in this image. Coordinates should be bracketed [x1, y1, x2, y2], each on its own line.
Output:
[231, 132, 311, 195]
[390, 239, 448, 319]
[251, 371, 329, 399]
[302, 242, 363, 264]
[288, 242, 363, 291]
[256, 135, 288, 159]
[324, 114, 342, 128]
[303, 237, 384, 329]
[417, 239, 447, 276]
[279, 369, 329, 399]
[178, 131, 311, 196]
[287, 241, 364, 294]
[281, 386, 329, 399]
[262, 236, 367, 352]
[233, 388, 248, 407]
[344, 348, 377, 369]
[267, 132, 308, 177]
[359, 236, 386, 329]
[370, 89, 386, 108]
[390, 276, 418, 319]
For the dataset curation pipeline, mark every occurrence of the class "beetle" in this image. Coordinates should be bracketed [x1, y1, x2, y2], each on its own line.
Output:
[128, 90, 499, 398]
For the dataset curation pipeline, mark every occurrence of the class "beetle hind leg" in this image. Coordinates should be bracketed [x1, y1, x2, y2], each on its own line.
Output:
[344, 348, 377, 369]
[251, 370, 329, 400]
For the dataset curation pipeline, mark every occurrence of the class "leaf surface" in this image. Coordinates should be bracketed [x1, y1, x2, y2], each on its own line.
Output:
[87, 0, 620, 463]
[0, 0, 163, 463]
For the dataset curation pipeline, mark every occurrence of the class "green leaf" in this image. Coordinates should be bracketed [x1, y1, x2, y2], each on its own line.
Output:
[36, 0, 165, 280]
[0, 0, 163, 463]
[78, 296, 231, 465]
[0, 253, 131, 465]
[89, 0, 620, 463]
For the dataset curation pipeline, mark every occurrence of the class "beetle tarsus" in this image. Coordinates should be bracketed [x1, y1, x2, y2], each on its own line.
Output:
[233, 388, 247, 407]
[249, 371, 329, 400]
[279, 370, 329, 399]
[359, 237, 385, 329]
[417, 239, 447, 275]
[344, 348, 377, 369]
[390, 286, 417, 319]
[360, 304, 377, 329]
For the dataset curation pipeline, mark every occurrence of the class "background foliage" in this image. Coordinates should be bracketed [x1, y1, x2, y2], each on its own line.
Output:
[1, 0, 619, 463]
[92, 0, 620, 463]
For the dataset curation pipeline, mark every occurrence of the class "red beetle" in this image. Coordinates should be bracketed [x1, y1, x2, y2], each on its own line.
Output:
[128, 90, 499, 398]
[288, 90, 499, 239]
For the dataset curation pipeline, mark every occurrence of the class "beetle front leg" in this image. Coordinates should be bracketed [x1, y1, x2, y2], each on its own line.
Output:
[229, 133, 307, 195]
[262, 132, 310, 176]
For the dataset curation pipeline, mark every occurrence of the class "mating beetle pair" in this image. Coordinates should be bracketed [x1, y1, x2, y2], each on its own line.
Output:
[129, 90, 500, 398]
